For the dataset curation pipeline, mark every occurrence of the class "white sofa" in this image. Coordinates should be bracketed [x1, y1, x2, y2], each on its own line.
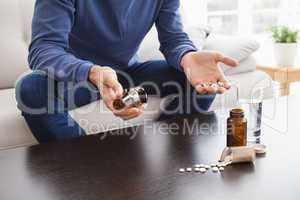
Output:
[0, 0, 274, 150]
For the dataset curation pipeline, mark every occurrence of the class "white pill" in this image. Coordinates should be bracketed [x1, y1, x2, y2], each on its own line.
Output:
[204, 165, 210, 169]
[217, 163, 226, 168]
[211, 164, 217, 167]
[194, 168, 201, 172]
[186, 168, 193, 172]
[199, 168, 207, 173]
[212, 167, 219, 173]
[179, 168, 185, 173]
[195, 164, 205, 168]
[219, 167, 225, 172]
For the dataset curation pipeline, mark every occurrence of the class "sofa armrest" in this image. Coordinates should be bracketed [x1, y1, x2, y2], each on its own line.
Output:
[208, 70, 275, 111]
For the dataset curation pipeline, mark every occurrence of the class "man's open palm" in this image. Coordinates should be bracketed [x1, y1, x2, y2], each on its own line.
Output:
[181, 51, 238, 94]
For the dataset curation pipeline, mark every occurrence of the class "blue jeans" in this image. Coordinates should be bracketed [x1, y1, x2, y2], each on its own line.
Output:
[16, 60, 215, 143]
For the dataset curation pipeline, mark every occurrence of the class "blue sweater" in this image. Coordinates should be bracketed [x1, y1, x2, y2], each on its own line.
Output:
[29, 0, 197, 82]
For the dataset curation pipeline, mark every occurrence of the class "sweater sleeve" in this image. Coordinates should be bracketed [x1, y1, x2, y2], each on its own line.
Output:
[155, 0, 198, 70]
[28, 0, 93, 82]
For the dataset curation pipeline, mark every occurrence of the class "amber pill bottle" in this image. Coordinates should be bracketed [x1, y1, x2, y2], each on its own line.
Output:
[113, 87, 147, 110]
[227, 108, 247, 147]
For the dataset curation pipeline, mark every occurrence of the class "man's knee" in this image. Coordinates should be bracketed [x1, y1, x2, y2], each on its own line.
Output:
[16, 71, 50, 111]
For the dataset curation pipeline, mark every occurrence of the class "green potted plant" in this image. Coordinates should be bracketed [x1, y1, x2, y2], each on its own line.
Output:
[270, 26, 299, 67]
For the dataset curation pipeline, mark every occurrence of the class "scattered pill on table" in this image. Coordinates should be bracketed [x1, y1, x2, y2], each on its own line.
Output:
[194, 164, 201, 168]
[212, 167, 219, 173]
[199, 168, 207, 173]
[211, 164, 217, 167]
[204, 165, 210, 169]
[219, 167, 225, 172]
[186, 168, 192, 172]
[220, 163, 227, 168]
[194, 164, 205, 168]
[194, 168, 201, 172]
[179, 161, 227, 174]
[179, 168, 185, 173]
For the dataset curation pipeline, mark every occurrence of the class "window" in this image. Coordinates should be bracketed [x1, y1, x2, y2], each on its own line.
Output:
[207, 0, 239, 35]
[207, 0, 238, 11]
[252, 0, 281, 9]
[181, 0, 300, 36]
[252, 0, 281, 34]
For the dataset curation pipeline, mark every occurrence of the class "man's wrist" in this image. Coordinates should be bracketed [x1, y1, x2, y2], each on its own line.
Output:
[88, 65, 102, 84]
[180, 51, 195, 70]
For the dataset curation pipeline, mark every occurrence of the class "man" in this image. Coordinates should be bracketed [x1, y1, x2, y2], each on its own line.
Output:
[16, 0, 238, 143]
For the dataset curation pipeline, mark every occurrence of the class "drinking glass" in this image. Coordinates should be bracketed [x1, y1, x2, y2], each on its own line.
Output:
[240, 99, 262, 144]
[232, 82, 263, 145]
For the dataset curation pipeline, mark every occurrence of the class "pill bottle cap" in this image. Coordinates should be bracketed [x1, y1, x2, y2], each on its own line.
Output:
[230, 108, 245, 118]
[137, 87, 148, 104]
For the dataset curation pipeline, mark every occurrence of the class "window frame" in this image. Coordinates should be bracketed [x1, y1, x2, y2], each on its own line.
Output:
[202, 0, 300, 35]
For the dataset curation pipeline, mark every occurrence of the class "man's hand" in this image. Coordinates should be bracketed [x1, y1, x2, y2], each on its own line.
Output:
[89, 65, 145, 120]
[181, 51, 239, 94]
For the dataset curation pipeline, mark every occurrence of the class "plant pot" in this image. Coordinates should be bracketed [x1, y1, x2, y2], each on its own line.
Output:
[274, 43, 298, 67]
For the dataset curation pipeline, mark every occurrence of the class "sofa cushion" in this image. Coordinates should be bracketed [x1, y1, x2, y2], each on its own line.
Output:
[138, 27, 259, 76]
[0, 89, 37, 150]
[223, 56, 257, 76]
[203, 35, 260, 75]
[204, 34, 260, 62]
[0, 0, 31, 89]
[137, 26, 209, 62]
[228, 70, 275, 101]
[20, 0, 35, 46]
[209, 70, 275, 111]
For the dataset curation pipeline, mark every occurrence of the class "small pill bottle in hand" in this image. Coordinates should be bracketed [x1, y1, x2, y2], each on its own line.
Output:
[113, 87, 147, 110]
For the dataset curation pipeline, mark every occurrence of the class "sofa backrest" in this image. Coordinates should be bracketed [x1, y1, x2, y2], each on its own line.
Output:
[0, 0, 35, 89]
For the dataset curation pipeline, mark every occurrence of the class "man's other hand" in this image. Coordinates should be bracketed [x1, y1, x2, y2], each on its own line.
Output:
[89, 65, 145, 120]
[181, 51, 238, 94]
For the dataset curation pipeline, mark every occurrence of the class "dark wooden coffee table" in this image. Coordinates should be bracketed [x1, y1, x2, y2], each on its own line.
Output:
[1, 97, 299, 200]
